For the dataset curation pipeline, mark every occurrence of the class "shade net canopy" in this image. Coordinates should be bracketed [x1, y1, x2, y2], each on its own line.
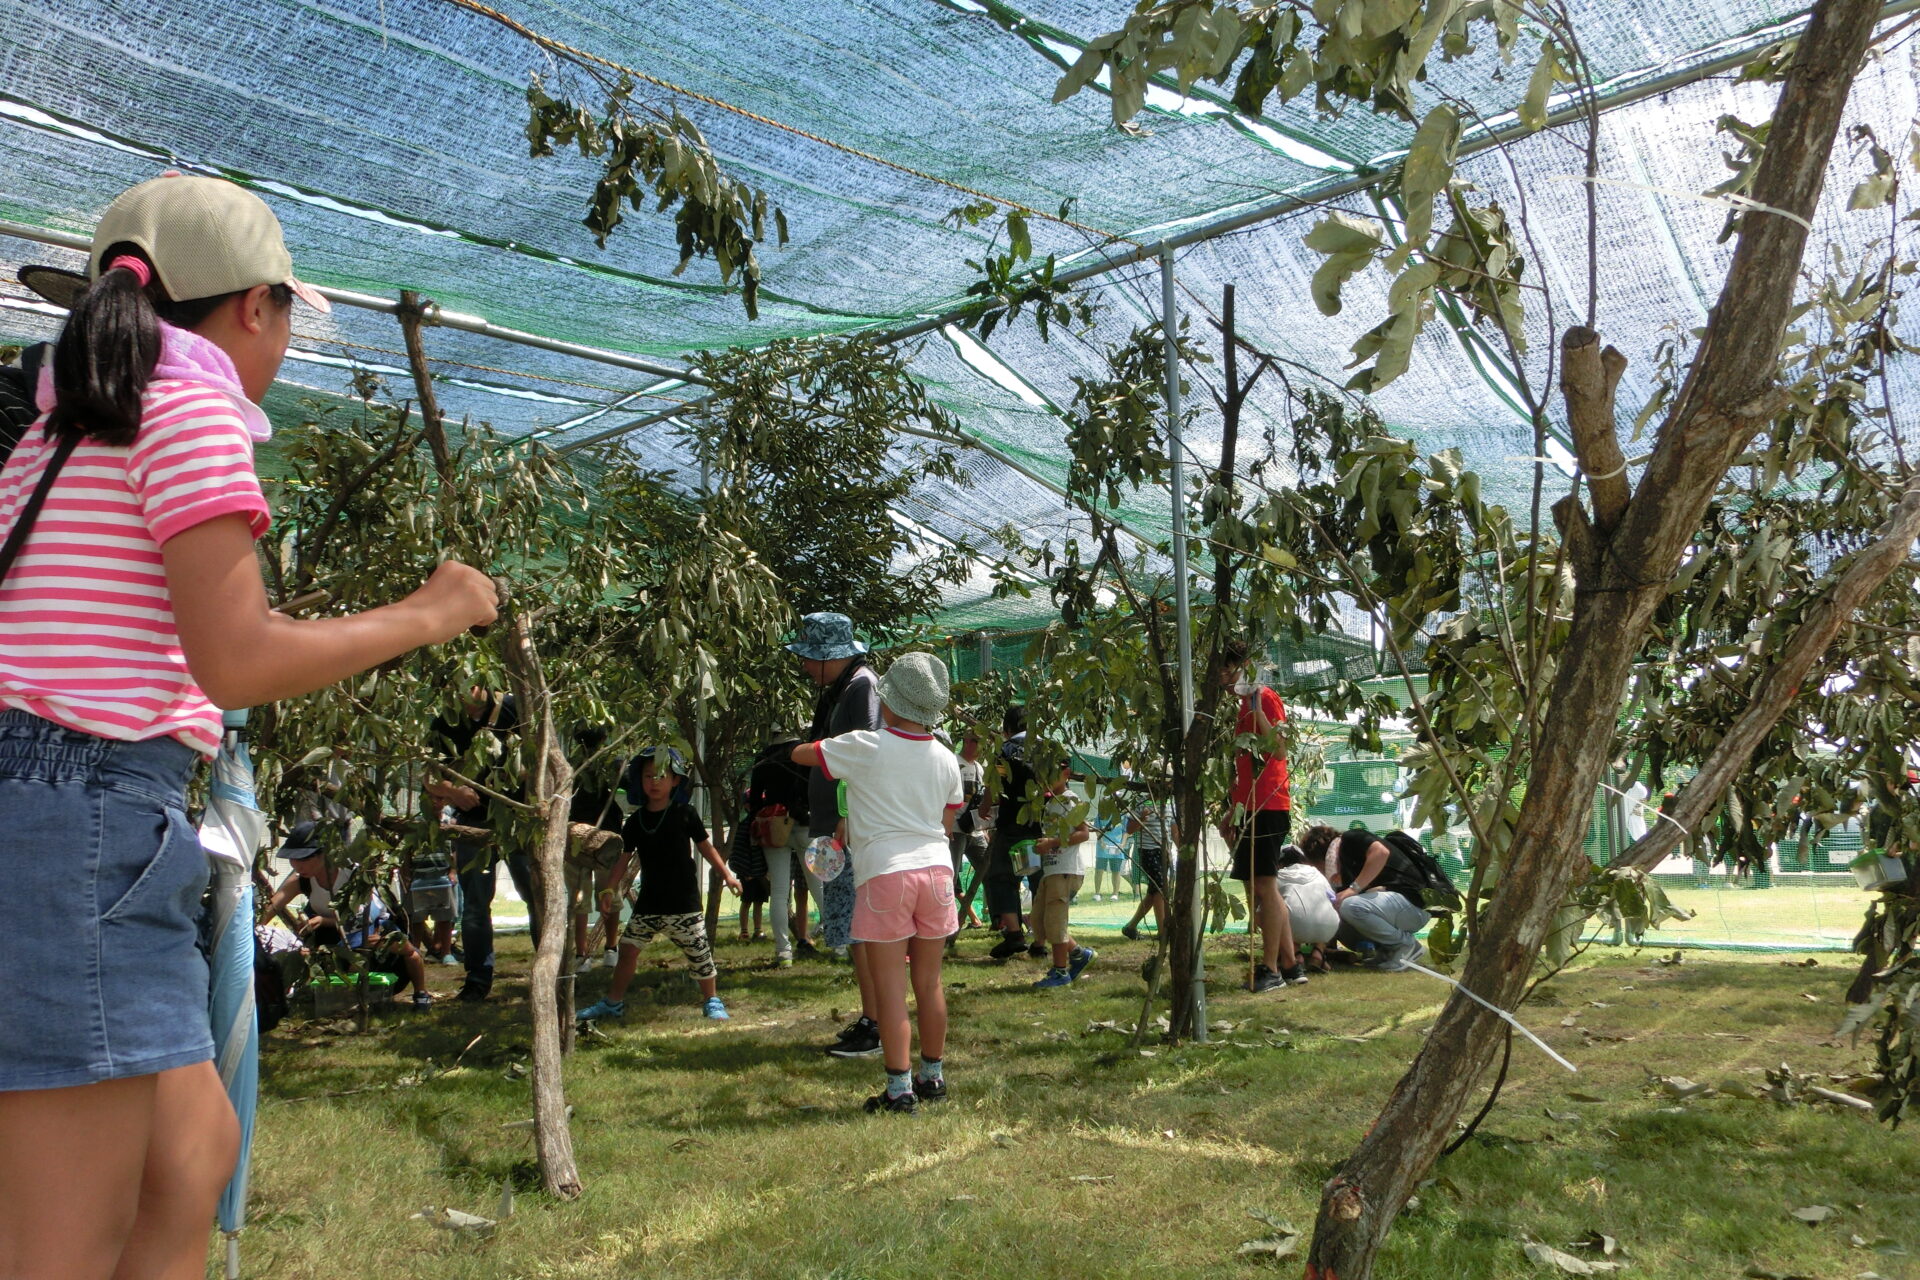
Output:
[3, 0, 1917, 632]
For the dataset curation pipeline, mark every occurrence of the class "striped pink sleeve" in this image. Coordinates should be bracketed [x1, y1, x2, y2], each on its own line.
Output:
[128, 388, 271, 545]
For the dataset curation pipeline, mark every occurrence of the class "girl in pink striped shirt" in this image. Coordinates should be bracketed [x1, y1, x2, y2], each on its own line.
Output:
[0, 175, 497, 1280]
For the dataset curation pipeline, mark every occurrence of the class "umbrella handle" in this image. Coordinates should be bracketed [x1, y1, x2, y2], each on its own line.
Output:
[224, 1233, 240, 1279]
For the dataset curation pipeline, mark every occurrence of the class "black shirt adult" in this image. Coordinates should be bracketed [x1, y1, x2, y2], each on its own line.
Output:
[570, 783, 621, 832]
[747, 737, 810, 825]
[995, 731, 1044, 844]
[430, 693, 519, 828]
[622, 801, 709, 916]
[1333, 827, 1425, 901]
[803, 657, 880, 839]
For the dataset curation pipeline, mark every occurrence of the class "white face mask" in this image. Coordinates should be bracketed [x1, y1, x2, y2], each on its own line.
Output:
[1232, 679, 1255, 696]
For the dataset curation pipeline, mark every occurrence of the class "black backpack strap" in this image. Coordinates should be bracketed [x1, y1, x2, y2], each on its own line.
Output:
[0, 430, 80, 587]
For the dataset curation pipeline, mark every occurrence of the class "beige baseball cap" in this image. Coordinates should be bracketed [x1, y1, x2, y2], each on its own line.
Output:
[88, 174, 331, 313]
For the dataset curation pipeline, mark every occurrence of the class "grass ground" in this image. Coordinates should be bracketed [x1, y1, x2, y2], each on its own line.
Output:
[233, 931, 1915, 1280]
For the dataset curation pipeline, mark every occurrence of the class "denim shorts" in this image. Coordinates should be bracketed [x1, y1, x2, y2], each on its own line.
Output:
[0, 710, 210, 1090]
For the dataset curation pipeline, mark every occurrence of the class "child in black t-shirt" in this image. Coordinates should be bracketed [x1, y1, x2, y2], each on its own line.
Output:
[579, 747, 740, 1022]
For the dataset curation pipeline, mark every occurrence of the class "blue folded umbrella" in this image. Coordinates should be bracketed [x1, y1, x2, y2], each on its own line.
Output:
[200, 709, 267, 1279]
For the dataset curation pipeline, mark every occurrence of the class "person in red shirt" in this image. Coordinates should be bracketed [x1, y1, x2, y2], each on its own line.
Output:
[1218, 638, 1304, 991]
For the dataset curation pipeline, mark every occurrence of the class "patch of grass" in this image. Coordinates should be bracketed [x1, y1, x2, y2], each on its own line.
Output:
[233, 937, 1916, 1280]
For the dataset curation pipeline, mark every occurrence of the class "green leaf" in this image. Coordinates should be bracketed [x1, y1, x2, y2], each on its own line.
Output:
[1304, 212, 1387, 316]
[1520, 39, 1565, 133]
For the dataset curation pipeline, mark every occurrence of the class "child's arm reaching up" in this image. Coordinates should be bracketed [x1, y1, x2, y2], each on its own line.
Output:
[790, 741, 821, 768]
[698, 837, 742, 894]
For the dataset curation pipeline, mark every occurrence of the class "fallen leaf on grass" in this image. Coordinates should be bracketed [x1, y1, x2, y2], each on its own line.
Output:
[1706, 1032, 1752, 1041]
[1653, 1075, 1714, 1099]
[1247, 1209, 1300, 1235]
[1237, 1236, 1300, 1261]
[1781, 957, 1819, 968]
[1568, 1231, 1618, 1257]
[1790, 1205, 1836, 1225]
[1800, 993, 1821, 1002]
[1561, 1015, 1580, 1028]
[1744, 1269, 1816, 1280]
[947, 1194, 977, 1203]
[411, 1206, 496, 1236]
[668, 1136, 704, 1153]
[1084, 1020, 1122, 1034]
[1545, 1108, 1584, 1122]
[1523, 1241, 1625, 1274]
[1566, 1091, 1607, 1103]
[1653, 951, 1683, 966]
[989, 1132, 1019, 1148]
[1587, 1001, 1613, 1009]
[1070, 1174, 1114, 1183]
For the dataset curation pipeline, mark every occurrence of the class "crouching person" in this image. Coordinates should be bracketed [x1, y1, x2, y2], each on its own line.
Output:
[1299, 824, 1428, 971]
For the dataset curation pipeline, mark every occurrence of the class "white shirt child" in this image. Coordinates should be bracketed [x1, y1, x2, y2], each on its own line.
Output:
[816, 726, 963, 886]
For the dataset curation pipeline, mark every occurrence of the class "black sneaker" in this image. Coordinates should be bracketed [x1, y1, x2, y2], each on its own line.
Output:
[1281, 962, 1309, 986]
[795, 938, 822, 959]
[864, 1089, 918, 1114]
[1027, 940, 1048, 958]
[913, 1075, 948, 1102]
[457, 981, 490, 1003]
[825, 1016, 873, 1052]
[988, 935, 1026, 960]
[828, 1023, 883, 1058]
[1248, 965, 1284, 993]
[1120, 923, 1140, 941]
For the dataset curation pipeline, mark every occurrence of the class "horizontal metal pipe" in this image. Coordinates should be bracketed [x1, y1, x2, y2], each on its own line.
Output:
[0, 218, 703, 385]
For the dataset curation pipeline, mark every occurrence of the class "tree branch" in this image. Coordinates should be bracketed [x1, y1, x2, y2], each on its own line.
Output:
[1559, 328, 1631, 535]
[397, 291, 454, 476]
[1612, 470, 1920, 871]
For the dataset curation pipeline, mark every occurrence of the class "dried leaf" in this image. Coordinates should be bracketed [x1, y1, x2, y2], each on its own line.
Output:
[1790, 1205, 1836, 1225]
[1569, 1231, 1618, 1257]
[1545, 1108, 1584, 1122]
[1247, 1209, 1301, 1235]
[1524, 1241, 1626, 1274]
[1238, 1236, 1301, 1261]
[1566, 1091, 1607, 1103]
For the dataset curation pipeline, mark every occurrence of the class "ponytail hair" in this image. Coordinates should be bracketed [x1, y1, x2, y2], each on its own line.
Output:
[47, 246, 161, 447]
[46, 242, 290, 447]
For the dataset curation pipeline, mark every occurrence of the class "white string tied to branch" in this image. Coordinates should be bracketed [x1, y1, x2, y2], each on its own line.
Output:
[1404, 963, 1581, 1072]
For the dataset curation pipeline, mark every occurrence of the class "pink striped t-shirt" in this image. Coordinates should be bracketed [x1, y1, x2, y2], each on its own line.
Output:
[0, 380, 270, 756]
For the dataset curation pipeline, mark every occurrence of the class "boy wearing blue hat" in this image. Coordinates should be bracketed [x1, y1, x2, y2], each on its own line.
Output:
[579, 747, 740, 1021]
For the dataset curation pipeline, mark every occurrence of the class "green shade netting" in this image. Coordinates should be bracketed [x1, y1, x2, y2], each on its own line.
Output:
[3, 0, 1917, 630]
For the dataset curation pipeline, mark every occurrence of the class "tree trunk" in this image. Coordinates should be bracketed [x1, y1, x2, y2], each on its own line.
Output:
[1304, 5, 1880, 1273]
[498, 607, 584, 1200]
[1165, 772, 1207, 1040]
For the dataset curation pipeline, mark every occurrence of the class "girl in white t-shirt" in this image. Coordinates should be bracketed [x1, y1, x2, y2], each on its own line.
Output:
[792, 653, 962, 1113]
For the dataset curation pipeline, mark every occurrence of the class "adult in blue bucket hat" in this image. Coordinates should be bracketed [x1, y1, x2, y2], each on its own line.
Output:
[787, 613, 884, 1058]
[785, 611, 869, 662]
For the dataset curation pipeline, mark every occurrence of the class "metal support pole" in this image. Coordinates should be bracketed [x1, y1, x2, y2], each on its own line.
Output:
[1163, 247, 1206, 1042]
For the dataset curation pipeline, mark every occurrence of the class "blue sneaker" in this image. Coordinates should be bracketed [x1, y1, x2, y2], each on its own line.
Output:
[703, 996, 730, 1020]
[1032, 967, 1072, 989]
[1068, 946, 1097, 981]
[578, 998, 626, 1021]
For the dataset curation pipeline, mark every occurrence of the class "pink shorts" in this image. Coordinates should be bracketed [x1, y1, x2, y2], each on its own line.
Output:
[852, 865, 959, 943]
